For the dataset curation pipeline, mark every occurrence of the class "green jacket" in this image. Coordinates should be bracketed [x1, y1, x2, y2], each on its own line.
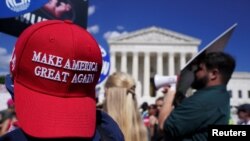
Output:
[164, 85, 230, 141]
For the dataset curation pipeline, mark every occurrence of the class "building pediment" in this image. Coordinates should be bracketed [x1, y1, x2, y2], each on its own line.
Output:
[108, 26, 201, 45]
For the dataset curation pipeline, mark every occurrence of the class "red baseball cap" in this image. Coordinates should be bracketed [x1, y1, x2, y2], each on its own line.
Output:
[10, 20, 102, 138]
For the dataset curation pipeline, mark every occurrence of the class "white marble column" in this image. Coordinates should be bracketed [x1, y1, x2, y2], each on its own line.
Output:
[168, 52, 174, 75]
[121, 52, 127, 72]
[180, 52, 186, 70]
[143, 52, 150, 97]
[132, 52, 139, 81]
[110, 51, 116, 73]
[156, 52, 163, 75]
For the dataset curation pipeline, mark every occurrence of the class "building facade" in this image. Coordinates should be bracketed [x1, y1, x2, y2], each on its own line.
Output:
[228, 72, 250, 106]
[106, 26, 250, 107]
[107, 26, 200, 104]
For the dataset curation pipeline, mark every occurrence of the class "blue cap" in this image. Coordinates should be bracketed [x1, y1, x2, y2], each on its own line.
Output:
[5, 74, 14, 99]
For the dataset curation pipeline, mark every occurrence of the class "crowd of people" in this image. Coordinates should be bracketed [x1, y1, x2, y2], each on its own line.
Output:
[0, 19, 248, 141]
[0, 99, 16, 136]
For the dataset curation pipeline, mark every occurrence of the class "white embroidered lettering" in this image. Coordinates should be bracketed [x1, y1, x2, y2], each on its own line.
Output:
[32, 51, 64, 68]
[32, 51, 99, 84]
[55, 56, 63, 67]
[40, 53, 47, 64]
[32, 51, 41, 62]
[64, 59, 71, 69]
[61, 72, 70, 82]
[48, 55, 55, 66]
[34, 66, 69, 82]
[71, 74, 95, 83]
[63, 59, 98, 72]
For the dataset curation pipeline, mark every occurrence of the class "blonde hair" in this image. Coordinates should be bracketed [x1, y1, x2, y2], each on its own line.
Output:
[104, 72, 148, 141]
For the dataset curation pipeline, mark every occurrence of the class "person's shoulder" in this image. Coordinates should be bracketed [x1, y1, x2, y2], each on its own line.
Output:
[96, 110, 124, 141]
[97, 110, 118, 125]
[96, 110, 124, 133]
[176, 93, 205, 110]
[0, 128, 27, 141]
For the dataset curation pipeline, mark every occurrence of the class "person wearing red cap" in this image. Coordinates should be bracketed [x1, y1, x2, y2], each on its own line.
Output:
[0, 20, 124, 141]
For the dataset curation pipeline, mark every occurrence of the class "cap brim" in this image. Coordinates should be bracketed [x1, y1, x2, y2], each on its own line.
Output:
[14, 81, 96, 138]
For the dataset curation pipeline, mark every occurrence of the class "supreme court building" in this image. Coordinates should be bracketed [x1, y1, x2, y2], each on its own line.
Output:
[104, 26, 250, 107]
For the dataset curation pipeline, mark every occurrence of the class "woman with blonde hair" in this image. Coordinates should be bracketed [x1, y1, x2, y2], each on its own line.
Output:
[103, 72, 149, 141]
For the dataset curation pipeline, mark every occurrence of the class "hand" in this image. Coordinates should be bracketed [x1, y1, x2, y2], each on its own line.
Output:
[162, 86, 176, 97]
[149, 115, 158, 125]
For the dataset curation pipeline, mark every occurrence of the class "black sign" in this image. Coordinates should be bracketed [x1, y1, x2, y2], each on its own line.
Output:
[0, 0, 88, 37]
[174, 24, 237, 106]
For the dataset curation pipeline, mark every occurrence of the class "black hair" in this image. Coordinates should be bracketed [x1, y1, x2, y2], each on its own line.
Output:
[140, 102, 149, 112]
[237, 104, 250, 114]
[200, 52, 236, 84]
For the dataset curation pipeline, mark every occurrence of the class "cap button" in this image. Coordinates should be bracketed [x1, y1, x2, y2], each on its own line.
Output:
[64, 20, 73, 24]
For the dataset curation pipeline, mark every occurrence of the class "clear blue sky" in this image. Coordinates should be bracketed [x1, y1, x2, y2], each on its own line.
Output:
[0, 0, 250, 74]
